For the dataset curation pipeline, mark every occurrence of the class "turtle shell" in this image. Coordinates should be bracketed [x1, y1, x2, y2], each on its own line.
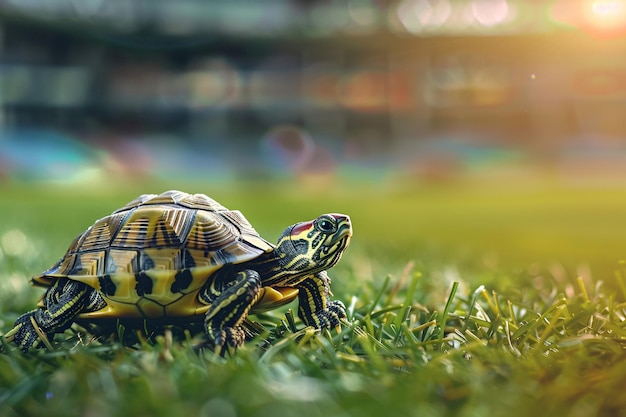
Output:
[33, 190, 298, 319]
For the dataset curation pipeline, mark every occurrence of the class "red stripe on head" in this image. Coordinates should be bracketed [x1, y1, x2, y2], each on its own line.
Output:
[290, 221, 313, 237]
[330, 213, 349, 222]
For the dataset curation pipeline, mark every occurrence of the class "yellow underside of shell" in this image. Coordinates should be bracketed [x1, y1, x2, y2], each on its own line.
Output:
[35, 269, 299, 319]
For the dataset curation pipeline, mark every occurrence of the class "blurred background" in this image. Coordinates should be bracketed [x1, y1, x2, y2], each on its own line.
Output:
[2, 0, 626, 290]
[1, 0, 626, 184]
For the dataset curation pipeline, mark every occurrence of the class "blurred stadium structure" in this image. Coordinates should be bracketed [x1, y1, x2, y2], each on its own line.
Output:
[0, 0, 626, 183]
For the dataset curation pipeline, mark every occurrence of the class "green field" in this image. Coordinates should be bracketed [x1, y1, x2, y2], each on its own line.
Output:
[1, 178, 626, 417]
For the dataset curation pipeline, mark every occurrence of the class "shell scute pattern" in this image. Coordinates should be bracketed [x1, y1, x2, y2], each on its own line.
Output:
[112, 208, 190, 249]
[106, 249, 139, 273]
[221, 210, 276, 253]
[184, 211, 237, 251]
[33, 191, 275, 318]
[78, 218, 114, 251]
[178, 193, 229, 212]
[221, 210, 256, 234]
[69, 250, 107, 276]
[115, 190, 228, 214]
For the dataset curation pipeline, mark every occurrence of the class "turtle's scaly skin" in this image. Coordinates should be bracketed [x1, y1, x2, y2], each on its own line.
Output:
[4, 190, 352, 354]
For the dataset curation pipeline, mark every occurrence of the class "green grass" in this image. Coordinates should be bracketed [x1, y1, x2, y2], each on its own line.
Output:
[1, 178, 626, 417]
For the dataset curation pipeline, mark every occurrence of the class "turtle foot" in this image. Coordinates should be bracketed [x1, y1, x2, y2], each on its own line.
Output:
[299, 299, 347, 330]
[207, 326, 246, 356]
[5, 311, 50, 352]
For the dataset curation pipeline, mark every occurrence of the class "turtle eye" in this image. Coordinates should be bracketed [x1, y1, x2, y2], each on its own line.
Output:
[316, 218, 335, 233]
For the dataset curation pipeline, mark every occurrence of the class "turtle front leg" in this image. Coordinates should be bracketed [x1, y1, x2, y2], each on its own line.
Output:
[199, 269, 262, 355]
[296, 271, 347, 331]
[5, 278, 90, 351]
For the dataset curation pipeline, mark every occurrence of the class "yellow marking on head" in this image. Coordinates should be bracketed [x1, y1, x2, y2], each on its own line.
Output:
[270, 214, 352, 286]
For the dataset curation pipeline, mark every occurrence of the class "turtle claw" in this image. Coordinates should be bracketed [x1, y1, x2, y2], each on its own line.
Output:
[299, 299, 347, 331]
[335, 317, 352, 335]
[6, 311, 51, 352]
[213, 343, 237, 358]
[208, 326, 246, 356]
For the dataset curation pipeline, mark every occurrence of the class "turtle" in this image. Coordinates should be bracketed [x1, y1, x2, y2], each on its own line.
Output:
[4, 190, 352, 354]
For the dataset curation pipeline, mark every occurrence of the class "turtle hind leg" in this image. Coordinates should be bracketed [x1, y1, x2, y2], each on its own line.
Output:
[7, 278, 91, 352]
[199, 269, 262, 355]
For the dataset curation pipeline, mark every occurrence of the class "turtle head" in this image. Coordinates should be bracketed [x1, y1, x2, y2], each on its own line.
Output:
[274, 214, 352, 279]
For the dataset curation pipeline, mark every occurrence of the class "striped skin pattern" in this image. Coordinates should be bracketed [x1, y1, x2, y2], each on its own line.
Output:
[4, 190, 352, 354]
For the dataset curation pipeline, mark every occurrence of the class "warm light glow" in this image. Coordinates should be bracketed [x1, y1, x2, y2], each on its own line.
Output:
[586, 0, 626, 28]
[591, 0, 622, 16]
[471, 0, 510, 27]
[551, 0, 626, 36]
